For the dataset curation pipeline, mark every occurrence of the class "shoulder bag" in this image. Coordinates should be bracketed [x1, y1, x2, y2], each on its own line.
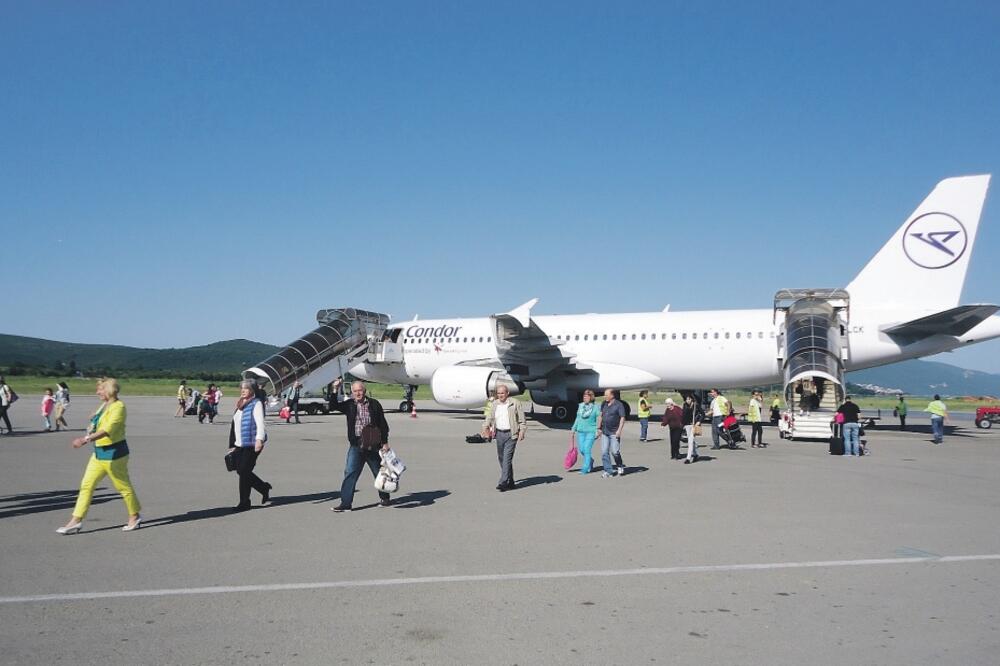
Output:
[360, 424, 383, 450]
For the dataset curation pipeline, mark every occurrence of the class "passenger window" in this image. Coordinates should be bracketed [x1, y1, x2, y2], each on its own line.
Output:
[631, 334, 637, 340]
[603, 334, 608, 340]
[692, 333, 697, 340]
[612, 334, 617, 340]
[736, 332, 741, 339]
[575, 335, 580, 341]
[671, 333, 677, 340]
[682, 333, 687, 340]
[714, 333, 720, 340]
[641, 334, 647, 340]
[724, 332, 730, 339]
[758, 332, 763, 339]
[488, 337, 492, 342]
[584, 335, 589, 341]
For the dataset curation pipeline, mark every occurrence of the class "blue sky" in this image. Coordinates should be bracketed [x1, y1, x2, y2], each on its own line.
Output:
[3, 2, 1000, 371]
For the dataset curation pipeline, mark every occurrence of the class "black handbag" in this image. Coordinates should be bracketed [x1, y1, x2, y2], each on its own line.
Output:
[225, 448, 239, 472]
[225, 420, 240, 471]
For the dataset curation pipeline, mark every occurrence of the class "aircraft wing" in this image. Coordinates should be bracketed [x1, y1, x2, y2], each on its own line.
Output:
[882, 304, 1000, 344]
[490, 299, 576, 380]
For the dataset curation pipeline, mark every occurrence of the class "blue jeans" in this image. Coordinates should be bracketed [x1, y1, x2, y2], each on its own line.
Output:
[639, 418, 649, 441]
[711, 416, 723, 448]
[930, 415, 944, 443]
[601, 432, 623, 474]
[842, 423, 860, 456]
[576, 431, 595, 474]
[340, 444, 389, 508]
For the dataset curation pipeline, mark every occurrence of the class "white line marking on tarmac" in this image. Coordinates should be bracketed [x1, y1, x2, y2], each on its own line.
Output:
[1, 554, 998, 605]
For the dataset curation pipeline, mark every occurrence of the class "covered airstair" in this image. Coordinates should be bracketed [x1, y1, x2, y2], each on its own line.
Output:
[243, 308, 389, 397]
[774, 290, 850, 441]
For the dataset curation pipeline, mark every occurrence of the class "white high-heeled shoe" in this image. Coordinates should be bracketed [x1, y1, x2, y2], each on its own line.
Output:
[56, 522, 83, 535]
[121, 515, 142, 532]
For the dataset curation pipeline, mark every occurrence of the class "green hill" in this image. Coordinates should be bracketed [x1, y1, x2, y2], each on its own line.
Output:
[0, 334, 279, 379]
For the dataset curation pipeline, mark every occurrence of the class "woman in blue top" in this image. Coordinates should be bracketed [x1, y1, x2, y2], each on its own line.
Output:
[229, 380, 271, 512]
[571, 389, 599, 474]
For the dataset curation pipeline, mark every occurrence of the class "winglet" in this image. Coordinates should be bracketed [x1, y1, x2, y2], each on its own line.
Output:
[505, 299, 539, 328]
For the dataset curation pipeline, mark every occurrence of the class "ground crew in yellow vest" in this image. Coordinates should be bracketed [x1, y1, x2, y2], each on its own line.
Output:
[895, 395, 908, 431]
[638, 390, 652, 441]
[770, 394, 782, 424]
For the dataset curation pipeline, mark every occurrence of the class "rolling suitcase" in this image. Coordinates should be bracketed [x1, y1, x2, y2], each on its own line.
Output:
[829, 423, 844, 455]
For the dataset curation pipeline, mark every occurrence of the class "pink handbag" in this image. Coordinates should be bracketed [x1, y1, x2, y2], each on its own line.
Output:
[564, 434, 578, 470]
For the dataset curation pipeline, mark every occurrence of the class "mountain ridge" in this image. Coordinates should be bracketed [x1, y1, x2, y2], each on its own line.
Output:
[0, 333, 280, 378]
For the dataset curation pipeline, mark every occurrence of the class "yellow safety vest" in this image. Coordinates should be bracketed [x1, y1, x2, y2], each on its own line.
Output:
[638, 397, 651, 418]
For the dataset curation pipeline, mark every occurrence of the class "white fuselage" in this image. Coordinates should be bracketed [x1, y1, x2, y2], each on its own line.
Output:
[352, 308, 1000, 390]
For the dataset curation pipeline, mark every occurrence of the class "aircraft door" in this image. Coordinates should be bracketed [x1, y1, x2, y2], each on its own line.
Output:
[374, 327, 404, 364]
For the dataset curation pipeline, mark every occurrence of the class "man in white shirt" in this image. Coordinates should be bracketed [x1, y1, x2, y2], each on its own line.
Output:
[482, 385, 526, 491]
[708, 389, 730, 450]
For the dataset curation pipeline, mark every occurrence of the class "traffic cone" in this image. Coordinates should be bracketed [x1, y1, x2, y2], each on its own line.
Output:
[410, 403, 418, 418]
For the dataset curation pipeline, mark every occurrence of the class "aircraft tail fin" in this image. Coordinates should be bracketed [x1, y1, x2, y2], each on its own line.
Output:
[846, 175, 991, 311]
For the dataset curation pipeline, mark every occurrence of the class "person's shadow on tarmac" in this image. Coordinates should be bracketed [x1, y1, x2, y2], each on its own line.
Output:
[0, 488, 117, 520]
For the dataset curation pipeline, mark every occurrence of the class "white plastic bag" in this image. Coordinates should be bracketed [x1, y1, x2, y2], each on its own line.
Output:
[381, 448, 406, 476]
[374, 449, 405, 494]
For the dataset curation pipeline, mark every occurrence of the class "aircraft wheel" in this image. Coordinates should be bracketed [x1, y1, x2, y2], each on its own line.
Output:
[400, 400, 413, 413]
[551, 402, 575, 423]
[977, 418, 992, 429]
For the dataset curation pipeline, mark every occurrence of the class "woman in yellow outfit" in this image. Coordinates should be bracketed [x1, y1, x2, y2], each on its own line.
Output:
[57, 378, 141, 534]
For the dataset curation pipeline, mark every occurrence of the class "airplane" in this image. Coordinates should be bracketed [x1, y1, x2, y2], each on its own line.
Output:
[247, 175, 999, 427]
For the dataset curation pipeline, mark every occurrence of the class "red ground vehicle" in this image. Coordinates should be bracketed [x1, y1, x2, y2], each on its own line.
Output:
[975, 407, 1000, 429]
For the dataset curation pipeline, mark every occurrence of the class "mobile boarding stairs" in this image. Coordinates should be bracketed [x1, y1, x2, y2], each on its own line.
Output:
[774, 289, 850, 441]
[243, 308, 391, 402]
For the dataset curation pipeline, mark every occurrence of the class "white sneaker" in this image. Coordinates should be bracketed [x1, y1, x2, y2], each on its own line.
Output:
[616, 466, 625, 476]
[601, 471, 612, 478]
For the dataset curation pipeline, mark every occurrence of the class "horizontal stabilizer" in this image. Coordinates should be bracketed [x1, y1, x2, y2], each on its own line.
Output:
[882, 304, 1000, 343]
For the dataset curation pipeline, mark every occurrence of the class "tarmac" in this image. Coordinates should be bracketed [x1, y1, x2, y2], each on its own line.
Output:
[1, 395, 999, 665]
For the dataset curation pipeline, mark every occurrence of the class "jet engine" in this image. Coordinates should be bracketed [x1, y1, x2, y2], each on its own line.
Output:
[431, 366, 522, 407]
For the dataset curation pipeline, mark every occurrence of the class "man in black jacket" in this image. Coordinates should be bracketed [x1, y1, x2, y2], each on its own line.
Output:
[329, 378, 391, 511]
